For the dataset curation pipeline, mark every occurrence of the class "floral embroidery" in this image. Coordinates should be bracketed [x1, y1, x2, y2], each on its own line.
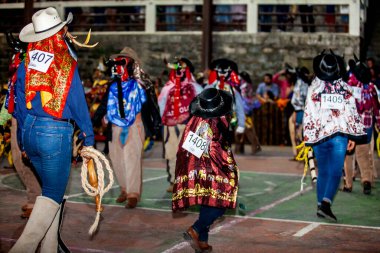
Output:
[303, 77, 365, 144]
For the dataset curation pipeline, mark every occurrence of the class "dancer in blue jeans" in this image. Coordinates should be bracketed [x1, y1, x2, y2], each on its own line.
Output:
[303, 50, 365, 222]
[10, 7, 95, 253]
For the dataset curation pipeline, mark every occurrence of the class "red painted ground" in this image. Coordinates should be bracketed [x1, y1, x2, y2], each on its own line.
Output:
[0, 145, 379, 253]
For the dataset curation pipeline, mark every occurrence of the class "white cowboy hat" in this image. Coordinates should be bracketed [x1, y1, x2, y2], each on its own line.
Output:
[19, 7, 73, 43]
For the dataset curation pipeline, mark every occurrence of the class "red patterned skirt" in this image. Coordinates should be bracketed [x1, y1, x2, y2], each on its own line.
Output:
[172, 116, 239, 211]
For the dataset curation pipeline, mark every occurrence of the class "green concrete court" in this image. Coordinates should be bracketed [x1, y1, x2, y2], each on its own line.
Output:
[3, 166, 380, 228]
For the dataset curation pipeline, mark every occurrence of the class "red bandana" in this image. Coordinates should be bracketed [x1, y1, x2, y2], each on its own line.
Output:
[25, 30, 76, 118]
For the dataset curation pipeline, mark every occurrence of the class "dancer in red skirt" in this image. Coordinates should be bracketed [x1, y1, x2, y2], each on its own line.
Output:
[172, 88, 239, 252]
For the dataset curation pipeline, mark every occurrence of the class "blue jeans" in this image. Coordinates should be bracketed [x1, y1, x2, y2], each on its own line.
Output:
[363, 127, 373, 144]
[22, 114, 74, 204]
[295, 110, 304, 126]
[313, 135, 348, 204]
[192, 205, 226, 242]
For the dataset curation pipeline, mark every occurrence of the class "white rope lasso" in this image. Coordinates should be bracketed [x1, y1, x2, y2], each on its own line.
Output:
[80, 146, 114, 235]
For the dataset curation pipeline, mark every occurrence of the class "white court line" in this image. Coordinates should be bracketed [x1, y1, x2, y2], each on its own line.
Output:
[0, 236, 120, 253]
[145, 198, 172, 201]
[293, 223, 320, 237]
[162, 186, 313, 253]
[245, 181, 277, 197]
[67, 200, 172, 212]
[211, 186, 313, 234]
[143, 167, 302, 177]
[0, 173, 26, 192]
[65, 175, 167, 199]
[142, 175, 167, 183]
[66, 199, 380, 231]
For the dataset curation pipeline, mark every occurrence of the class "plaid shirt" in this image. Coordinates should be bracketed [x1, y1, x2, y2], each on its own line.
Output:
[348, 73, 380, 129]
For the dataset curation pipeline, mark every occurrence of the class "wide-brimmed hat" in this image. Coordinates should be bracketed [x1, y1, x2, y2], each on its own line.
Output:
[210, 58, 239, 74]
[19, 7, 73, 43]
[6, 32, 27, 54]
[179, 57, 194, 73]
[296, 66, 311, 84]
[313, 50, 345, 81]
[110, 47, 142, 66]
[353, 61, 371, 84]
[190, 88, 233, 119]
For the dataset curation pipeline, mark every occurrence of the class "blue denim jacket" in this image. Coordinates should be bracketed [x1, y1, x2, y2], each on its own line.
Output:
[14, 63, 94, 149]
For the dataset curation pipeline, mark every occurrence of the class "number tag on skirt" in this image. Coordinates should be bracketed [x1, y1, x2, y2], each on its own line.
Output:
[321, 94, 344, 110]
[28, 50, 54, 73]
[182, 131, 208, 158]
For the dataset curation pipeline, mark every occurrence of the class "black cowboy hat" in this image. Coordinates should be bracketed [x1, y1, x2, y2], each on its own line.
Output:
[240, 71, 252, 84]
[5, 32, 27, 54]
[296, 66, 311, 84]
[353, 61, 371, 84]
[190, 88, 233, 119]
[313, 50, 345, 81]
[179, 57, 195, 73]
[210, 58, 239, 74]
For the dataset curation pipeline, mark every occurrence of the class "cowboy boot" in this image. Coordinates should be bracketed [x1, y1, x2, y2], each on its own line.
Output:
[40, 199, 71, 253]
[199, 241, 213, 253]
[183, 227, 201, 252]
[9, 196, 60, 253]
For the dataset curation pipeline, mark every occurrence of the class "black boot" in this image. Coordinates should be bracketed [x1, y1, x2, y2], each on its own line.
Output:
[58, 199, 71, 253]
[363, 181, 371, 195]
[317, 201, 337, 222]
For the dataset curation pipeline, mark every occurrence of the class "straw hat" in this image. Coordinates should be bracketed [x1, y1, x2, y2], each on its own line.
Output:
[110, 47, 142, 67]
[19, 7, 73, 43]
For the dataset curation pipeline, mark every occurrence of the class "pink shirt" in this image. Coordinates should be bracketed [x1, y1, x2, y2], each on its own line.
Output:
[273, 72, 290, 99]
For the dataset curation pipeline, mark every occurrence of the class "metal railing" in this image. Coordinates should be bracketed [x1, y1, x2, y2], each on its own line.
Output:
[0, 0, 364, 36]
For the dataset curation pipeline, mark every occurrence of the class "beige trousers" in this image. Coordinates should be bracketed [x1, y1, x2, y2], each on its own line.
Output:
[11, 118, 41, 205]
[234, 115, 261, 154]
[109, 119, 145, 200]
[289, 113, 297, 156]
[370, 134, 377, 178]
[344, 142, 374, 188]
[164, 125, 185, 184]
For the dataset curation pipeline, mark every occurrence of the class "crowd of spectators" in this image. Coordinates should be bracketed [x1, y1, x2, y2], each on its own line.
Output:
[0, 3, 350, 33]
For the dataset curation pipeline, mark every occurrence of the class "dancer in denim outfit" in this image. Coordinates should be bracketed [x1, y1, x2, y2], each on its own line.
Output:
[303, 50, 365, 222]
[10, 7, 95, 253]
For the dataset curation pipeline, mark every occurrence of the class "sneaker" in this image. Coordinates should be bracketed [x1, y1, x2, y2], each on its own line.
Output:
[317, 201, 337, 222]
[363, 181, 371, 195]
[316, 205, 325, 219]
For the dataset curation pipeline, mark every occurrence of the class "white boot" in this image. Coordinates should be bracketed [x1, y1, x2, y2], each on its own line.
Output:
[40, 199, 70, 253]
[9, 196, 59, 253]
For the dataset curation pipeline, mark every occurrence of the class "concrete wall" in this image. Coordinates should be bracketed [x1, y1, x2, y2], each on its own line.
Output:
[0, 32, 359, 87]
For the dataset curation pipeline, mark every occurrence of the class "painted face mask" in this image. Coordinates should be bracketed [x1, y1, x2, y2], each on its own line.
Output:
[111, 56, 135, 82]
